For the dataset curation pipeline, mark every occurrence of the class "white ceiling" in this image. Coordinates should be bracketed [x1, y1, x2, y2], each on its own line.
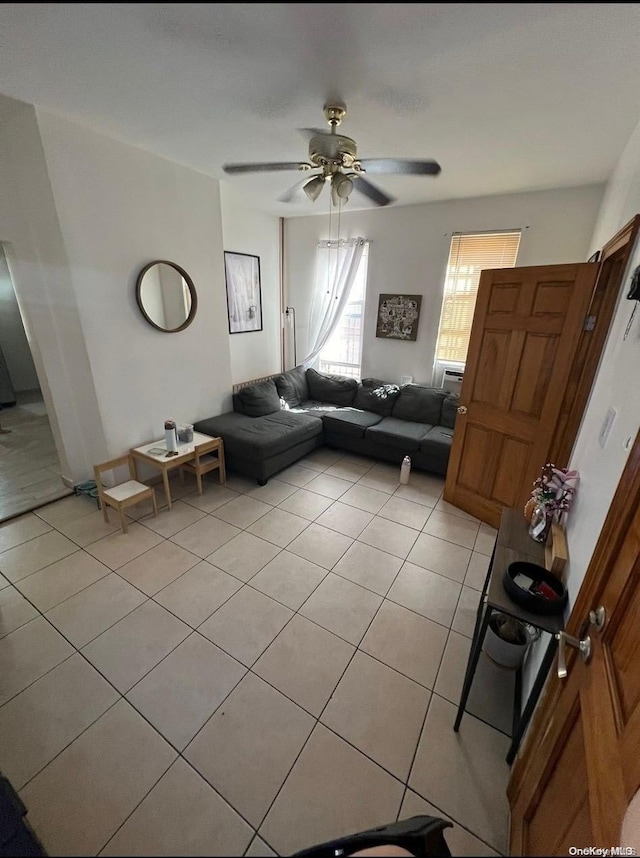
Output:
[2, 3, 640, 216]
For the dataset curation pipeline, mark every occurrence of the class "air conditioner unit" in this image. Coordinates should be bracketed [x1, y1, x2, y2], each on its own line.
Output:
[442, 368, 464, 394]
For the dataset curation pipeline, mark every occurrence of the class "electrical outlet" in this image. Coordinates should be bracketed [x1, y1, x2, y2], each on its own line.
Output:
[598, 406, 617, 449]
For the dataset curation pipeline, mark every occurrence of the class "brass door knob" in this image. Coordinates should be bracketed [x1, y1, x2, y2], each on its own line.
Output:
[457, 405, 468, 415]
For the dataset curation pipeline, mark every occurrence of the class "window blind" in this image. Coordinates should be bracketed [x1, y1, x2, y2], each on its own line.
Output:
[435, 231, 521, 364]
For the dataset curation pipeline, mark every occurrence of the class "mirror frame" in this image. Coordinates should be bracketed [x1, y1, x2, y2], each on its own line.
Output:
[135, 260, 198, 333]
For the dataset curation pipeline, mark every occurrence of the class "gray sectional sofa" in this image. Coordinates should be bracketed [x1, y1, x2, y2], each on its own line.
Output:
[194, 366, 458, 485]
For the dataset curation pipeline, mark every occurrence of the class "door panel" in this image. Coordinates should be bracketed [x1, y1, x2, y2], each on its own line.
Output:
[444, 263, 598, 527]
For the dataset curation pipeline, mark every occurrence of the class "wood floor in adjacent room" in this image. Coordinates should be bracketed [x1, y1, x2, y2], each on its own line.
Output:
[0, 389, 72, 523]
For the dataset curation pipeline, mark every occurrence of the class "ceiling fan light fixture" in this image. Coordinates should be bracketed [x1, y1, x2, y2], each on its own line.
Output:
[331, 172, 353, 206]
[303, 175, 325, 202]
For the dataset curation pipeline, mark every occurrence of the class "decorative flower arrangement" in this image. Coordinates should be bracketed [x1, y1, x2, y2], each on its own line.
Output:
[525, 463, 579, 541]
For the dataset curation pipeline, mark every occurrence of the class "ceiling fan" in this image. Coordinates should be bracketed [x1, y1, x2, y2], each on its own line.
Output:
[222, 102, 441, 208]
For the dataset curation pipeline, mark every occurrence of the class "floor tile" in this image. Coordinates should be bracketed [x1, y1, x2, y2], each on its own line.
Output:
[0, 531, 78, 582]
[464, 551, 491, 591]
[452, 585, 481, 638]
[304, 473, 352, 500]
[246, 479, 297, 506]
[408, 695, 510, 854]
[0, 653, 118, 789]
[245, 835, 277, 857]
[324, 459, 372, 482]
[299, 573, 382, 646]
[275, 463, 318, 488]
[223, 473, 257, 494]
[101, 757, 252, 857]
[433, 631, 515, 736]
[213, 495, 272, 529]
[253, 615, 354, 716]
[406, 532, 471, 582]
[422, 510, 480, 549]
[0, 585, 39, 638]
[434, 499, 481, 523]
[357, 516, 419, 559]
[153, 561, 242, 627]
[85, 523, 163, 570]
[360, 600, 448, 689]
[82, 600, 191, 693]
[378, 495, 431, 530]
[0, 572, 9, 590]
[20, 699, 177, 857]
[181, 483, 240, 514]
[332, 541, 402, 596]
[277, 488, 334, 521]
[392, 483, 439, 508]
[199, 587, 293, 667]
[116, 540, 201, 596]
[127, 633, 245, 750]
[387, 562, 461, 627]
[0, 617, 74, 706]
[15, 550, 111, 612]
[170, 516, 240, 559]
[247, 507, 309, 548]
[409, 472, 446, 495]
[56, 509, 123, 547]
[259, 723, 403, 856]
[340, 483, 389, 514]
[315, 501, 373, 538]
[185, 672, 314, 827]
[287, 523, 352, 570]
[0, 513, 52, 552]
[299, 448, 342, 472]
[139, 500, 207, 538]
[34, 494, 97, 530]
[206, 532, 280, 582]
[475, 524, 498, 556]
[45, 573, 146, 647]
[400, 789, 500, 857]
[322, 651, 430, 780]
[249, 550, 327, 610]
[357, 462, 400, 494]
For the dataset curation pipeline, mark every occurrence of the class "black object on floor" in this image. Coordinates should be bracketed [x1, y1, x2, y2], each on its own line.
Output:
[292, 815, 453, 858]
[0, 773, 47, 856]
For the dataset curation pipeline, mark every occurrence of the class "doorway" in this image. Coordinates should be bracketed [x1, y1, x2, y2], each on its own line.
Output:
[0, 245, 71, 522]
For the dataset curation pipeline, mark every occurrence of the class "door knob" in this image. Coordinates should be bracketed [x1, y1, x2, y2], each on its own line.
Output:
[457, 405, 468, 415]
[556, 630, 591, 678]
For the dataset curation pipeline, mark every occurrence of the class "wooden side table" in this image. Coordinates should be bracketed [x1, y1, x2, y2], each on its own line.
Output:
[453, 507, 565, 764]
[130, 432, 223, 509]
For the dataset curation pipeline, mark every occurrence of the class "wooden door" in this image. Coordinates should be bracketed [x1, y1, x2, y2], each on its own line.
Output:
[443, 263, 598, 527]
[509, 432, 640, 855]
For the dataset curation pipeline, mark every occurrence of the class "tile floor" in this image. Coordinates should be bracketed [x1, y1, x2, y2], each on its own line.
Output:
[0, 449, 513, 857]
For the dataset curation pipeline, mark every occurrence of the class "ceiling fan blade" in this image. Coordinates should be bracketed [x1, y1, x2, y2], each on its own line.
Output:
[297, 127, 330, 140]
[222, 162, 308, 175]
[358, 158, 442, 176]
[354, 176, 395, 207]
[277, 177, 316, 203]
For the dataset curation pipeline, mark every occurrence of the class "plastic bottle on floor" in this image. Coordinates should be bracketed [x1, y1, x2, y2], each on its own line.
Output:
[400, 455, 411, 485]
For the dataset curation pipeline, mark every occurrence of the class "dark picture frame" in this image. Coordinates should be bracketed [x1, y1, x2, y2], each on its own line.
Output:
[376, 293, 422, 341]
[224, 251, 263, 334]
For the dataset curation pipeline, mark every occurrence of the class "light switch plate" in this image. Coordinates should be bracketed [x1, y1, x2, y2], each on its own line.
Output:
[598, 406, 617, 449]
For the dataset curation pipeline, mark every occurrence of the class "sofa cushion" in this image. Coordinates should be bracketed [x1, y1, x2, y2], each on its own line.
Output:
[234, 379, 282, 417]
[321, 408, 383, 438]
[392, 384, 447, 425]
[354, 383, 400, 417]
[274, 366, 309, 408]
[419, 425, 454, 473]
[365, 416, 432, 452]
[306, 368, 358, 407]
[441, 393, 459, 430]
[194, 410, 322, 461]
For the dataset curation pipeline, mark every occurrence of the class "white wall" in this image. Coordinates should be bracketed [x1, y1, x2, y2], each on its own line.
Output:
[35, 109, 233, 459]
[285, 184, 603, 382]
[219, 183, 282, 383]
[0, 247, 39, 391]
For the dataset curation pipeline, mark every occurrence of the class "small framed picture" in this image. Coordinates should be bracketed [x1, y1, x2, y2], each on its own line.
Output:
[224, 251, 263, 334]
[376, 293, 422, 341]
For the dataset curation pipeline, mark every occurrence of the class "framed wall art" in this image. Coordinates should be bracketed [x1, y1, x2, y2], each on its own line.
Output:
[224, 251, 263, 334]
[376, 293, 422, 341]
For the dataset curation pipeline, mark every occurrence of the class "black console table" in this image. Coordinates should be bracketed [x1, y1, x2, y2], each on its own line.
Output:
[453, 507, 565, 765]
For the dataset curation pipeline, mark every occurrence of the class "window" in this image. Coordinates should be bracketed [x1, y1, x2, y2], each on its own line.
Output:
[434, 231, 521, 366]
[318, 242, 369, 379]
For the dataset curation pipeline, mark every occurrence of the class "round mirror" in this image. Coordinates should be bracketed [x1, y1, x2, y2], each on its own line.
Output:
[135, 260, 197, 332]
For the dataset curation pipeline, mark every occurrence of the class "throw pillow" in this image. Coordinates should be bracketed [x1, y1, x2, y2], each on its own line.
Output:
[392, 384, 447, 424]
[235, 379, 282, 417]
[440, 392, 459, 429]
[306, 368, 358, 406]
[274, 365, 309, 408]
[354, 383, 401, 417]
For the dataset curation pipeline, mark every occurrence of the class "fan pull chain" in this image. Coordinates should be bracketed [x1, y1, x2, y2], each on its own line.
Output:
[335, 198, 342, 299]
[327, 186, 332, 295]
